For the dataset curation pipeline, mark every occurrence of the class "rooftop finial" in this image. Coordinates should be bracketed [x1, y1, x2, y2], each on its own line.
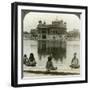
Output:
[43, 21, 46, 25]
[56, 16, 58, 21]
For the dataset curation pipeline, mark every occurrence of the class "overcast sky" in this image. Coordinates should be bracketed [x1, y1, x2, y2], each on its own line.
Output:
[23, 12, 80, 32]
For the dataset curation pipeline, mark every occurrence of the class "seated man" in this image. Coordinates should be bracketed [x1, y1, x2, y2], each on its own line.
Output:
[46, 56, 57, 71]
[28, 53, 36, 66]
[23, 54, 29, 66]
[70, 53, 80, 69]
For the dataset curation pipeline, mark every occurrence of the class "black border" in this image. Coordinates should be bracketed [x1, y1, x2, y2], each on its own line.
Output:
[11, 2, 88, 87]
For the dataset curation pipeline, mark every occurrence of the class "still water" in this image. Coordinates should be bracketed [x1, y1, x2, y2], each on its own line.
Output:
[23, 40, 80, 77]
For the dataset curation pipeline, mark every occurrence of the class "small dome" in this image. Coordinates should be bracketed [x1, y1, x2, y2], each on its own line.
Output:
[38, 20, 42, 24]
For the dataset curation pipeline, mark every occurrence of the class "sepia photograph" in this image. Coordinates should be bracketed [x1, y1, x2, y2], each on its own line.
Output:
[23, 12, 80, 78]
[11, 2, 87, 87]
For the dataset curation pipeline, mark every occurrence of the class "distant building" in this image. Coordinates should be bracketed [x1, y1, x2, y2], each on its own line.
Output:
[30, 29, 38, 40]
[23, 31, 30, 40]
[66, 29, 80, 41]
[37, 20, 67, 40]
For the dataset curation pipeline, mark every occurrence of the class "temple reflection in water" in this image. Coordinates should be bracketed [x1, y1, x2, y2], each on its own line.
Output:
[38, 40, 66, 62]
